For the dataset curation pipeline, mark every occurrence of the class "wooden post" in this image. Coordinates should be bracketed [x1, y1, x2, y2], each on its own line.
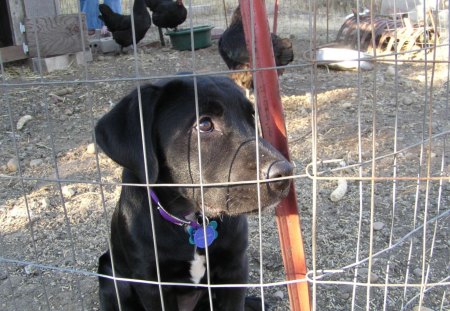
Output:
[6, 0, 26, 46]
[238, 1, 311, 310]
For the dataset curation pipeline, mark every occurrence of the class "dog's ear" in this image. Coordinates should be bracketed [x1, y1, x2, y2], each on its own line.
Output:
[95, 84, 162, 183]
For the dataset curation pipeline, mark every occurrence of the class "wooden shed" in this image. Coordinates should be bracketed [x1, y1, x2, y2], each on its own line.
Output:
[1, 0, 89, 64]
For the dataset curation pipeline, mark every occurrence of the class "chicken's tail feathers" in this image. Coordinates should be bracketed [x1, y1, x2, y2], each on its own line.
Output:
[98, 3, 115, 24]
[98, 4, 117, 29]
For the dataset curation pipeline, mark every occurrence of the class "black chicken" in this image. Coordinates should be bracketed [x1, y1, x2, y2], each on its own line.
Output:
[99, 0, 151, 52]
[218, 6, 294, 91]
[146, 0, 187, 46]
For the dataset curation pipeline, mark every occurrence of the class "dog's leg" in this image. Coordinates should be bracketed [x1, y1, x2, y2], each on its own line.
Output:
[213, 287, 246, 310]
[132, 283, 181, 310]
[98, 251, 121, 310]
[208, 253, 249, 311]
[98, 251, 144, 310]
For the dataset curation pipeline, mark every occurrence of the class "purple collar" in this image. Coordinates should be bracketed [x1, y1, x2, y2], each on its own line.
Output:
[150, 190, 200, 229]
[150, 189, 219, 248]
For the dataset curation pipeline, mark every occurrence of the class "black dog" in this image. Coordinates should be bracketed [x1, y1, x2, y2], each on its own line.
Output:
[95, 75, 293, 310]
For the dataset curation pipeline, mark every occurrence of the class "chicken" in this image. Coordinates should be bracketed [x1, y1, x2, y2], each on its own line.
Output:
[146, 0, 187, 46]
[98, 0, 151, 52]
[218, 6, 294, 90]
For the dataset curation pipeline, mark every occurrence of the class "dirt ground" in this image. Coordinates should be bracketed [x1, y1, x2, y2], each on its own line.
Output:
[1, 15, 449, 311]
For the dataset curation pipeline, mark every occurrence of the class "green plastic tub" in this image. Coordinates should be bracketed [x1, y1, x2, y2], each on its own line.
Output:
[166, 25, 214, 51]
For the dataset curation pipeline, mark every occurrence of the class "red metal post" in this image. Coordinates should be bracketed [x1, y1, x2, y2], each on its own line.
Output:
[238, 1, 311, 310]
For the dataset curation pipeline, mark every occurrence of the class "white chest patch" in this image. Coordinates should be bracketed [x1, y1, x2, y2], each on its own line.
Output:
[189, 253, 206, 284]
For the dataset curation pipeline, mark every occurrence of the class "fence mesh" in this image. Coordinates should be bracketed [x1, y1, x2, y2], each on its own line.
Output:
[1, 0, 449, 310]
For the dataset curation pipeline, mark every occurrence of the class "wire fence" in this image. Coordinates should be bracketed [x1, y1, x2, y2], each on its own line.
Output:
[1, 0, 449, 310]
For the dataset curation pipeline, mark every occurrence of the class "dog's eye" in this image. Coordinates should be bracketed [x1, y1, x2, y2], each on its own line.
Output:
[197, 117, 214, 132]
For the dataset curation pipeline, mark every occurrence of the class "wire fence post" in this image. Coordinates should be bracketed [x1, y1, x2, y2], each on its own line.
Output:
[239, 0, 311, 310]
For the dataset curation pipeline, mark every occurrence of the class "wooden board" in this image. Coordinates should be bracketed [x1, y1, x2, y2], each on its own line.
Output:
[0, 45, 28, 62]
[23, 0, 59, 18]
[24, 14, 89, 58]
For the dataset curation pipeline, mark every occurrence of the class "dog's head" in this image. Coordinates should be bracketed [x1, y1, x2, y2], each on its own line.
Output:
[95, 76, 293, 217]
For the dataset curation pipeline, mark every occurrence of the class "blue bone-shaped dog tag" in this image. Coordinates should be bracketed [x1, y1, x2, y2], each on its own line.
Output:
[188, 221, 218, 248]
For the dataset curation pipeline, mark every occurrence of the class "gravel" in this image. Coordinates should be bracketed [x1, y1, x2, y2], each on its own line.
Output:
[0, 20, 448, 311]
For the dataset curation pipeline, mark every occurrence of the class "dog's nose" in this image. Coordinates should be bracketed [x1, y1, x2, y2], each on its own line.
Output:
[266, 160, 293, 191]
